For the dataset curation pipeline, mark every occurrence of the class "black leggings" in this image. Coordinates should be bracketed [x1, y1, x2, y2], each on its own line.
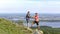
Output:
[34, 21, 39, 25]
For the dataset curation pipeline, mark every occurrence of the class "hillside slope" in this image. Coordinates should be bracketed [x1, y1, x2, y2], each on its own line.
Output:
[0, 18, 32, 34]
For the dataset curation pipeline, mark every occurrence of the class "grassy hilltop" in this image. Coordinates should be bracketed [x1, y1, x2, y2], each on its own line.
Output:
[31, 26, 60, 34]
[0, 18, 60, 34]
[0, 18, 32, 34]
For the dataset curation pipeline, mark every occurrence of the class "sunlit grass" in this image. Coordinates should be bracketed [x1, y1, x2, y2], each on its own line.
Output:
[0, 18, 32, 34]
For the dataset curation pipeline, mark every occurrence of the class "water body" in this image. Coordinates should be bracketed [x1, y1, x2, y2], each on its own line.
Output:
[11, 18, 60, 28]
[40, 22, 60, 28]
[23, 21, 60, 28]
[0, 13, 60, 28]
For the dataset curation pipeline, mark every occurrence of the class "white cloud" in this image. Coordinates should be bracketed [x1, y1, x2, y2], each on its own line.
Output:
[0, 0, 60, 13]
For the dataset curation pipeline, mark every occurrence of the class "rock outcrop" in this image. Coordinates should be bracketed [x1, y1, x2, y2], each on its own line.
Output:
[33, 29, 43, 34]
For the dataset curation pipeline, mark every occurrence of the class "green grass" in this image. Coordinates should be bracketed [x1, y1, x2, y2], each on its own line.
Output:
[31, 26, 60, 34]
[14, 20, 60, 34]
[0, 18, 32, 34]
[0, 18, 60, 34]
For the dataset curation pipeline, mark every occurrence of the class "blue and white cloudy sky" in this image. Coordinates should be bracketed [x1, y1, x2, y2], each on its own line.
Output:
[0, 0, 60, 14]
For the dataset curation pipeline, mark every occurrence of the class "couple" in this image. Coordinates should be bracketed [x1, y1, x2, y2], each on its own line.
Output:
[26, 11, 40, 29]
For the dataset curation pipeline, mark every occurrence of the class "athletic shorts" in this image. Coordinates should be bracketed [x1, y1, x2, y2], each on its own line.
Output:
[33, 21, 39, 25]
[26, 18, 30, 23]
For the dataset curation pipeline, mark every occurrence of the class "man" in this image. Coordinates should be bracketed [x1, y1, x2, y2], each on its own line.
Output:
[32, 13, 40, 30]
[26, 11, 30, 27]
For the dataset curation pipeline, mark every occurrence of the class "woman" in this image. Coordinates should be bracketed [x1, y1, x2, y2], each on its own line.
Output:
[26, 11, 30, 27]
[32, 13, 40, 30]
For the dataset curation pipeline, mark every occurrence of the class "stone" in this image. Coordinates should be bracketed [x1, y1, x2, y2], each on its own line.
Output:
[33, 29, 43, 34]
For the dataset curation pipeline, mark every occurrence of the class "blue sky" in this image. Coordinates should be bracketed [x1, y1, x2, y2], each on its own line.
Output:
[0, 0, 60, 14]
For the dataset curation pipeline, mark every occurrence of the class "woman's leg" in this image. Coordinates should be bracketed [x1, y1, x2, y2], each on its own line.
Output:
[31, 21, 35, 27]
[36, 22, 40, 30]
[26, 18, 29, 27]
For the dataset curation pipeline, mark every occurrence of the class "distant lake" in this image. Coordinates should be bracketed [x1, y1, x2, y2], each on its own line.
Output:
[23, 22, 60, 28]
[11, 18, 60, 28]
[0, 13, 60, 28]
